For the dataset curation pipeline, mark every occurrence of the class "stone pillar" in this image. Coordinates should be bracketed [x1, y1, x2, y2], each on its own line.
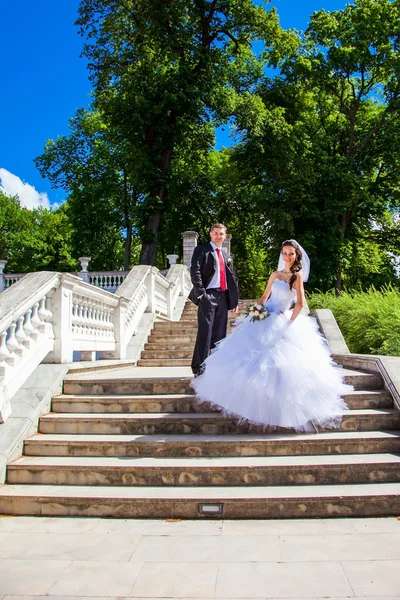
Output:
[0, 260, 7, 293]
[181, 231, 198, 268]
[222, 234, 232, 258]
[78, 257, 91, 284]
[43, 280, 74, 363]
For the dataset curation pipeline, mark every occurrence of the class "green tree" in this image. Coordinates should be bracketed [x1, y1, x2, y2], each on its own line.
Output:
[225, 0, 400, 291]
[0, 191, 77, 273]
[35, 108, 141, 270]
[287, 0, 400, 290]
[76, 0, 294, 264]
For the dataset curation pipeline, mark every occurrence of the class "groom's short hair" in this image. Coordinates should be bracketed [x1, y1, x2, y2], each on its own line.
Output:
[210, 223, 227, 232]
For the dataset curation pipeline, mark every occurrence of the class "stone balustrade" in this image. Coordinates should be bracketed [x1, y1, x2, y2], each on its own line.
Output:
[0, 264, 192, 423]
[0, 258, 129, 295]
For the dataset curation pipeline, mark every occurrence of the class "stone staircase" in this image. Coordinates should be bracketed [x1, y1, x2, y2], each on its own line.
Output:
[137, 300, 251, 367]
[0, 301, 399, 519]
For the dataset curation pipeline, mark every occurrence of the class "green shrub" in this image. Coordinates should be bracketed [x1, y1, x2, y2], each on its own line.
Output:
[308, 285, 400, 356]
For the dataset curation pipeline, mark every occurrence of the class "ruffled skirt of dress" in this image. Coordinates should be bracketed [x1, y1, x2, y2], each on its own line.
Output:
[191, 311, 351, 432]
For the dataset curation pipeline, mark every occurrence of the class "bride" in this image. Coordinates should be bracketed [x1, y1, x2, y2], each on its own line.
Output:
[191, 239, 351, 432]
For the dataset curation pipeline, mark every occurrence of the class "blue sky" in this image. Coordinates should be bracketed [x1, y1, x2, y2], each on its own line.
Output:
[0, 0, 348, 209]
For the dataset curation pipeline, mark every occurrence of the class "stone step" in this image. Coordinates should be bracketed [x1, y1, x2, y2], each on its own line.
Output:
[145, 342, 195, 351]
[138, 358, 192, 366]
[0, 482, 399, 518]
[141, 350, 193, 360]
[63, 377, 193, 396]
[24, 430, 400, 458]
[62, 371, 384, 396]
[153, 322, 196, 331]
[38, 409, 400, 435]
[137, 358, 389, 384]
[52, 393, 209, 414]
[51, 390, 393, 414]
[8, 453, 400, 487]
[149, 335, 197, 343]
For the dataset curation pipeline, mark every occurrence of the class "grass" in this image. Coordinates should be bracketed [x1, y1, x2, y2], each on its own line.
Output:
[307, 285, 400, 356]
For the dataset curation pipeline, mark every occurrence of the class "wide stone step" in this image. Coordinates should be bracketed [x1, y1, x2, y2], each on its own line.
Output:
[136, 360, 390, 385]
[145, 342, 195, 351]
[8, 454, 400, 487]
[149, 335, 197, 343]
[62, 371, 383, 396]
[51, 390, 393, 414]
[138, 358, 192, 366]
[153, 322, 196, 331]
[0, 482, 399, 518]
[52, 393, 211, 414]
[141, 350, 193, 359]
[63, 377, 193, 396]
[24, 431, 400, 458]
[38, 409, 400, 435]
[343, 390, 393, 409]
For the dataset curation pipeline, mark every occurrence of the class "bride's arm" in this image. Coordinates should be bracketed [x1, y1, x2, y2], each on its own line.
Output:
[290, 273, 305, 321]
[258, 273, 277, 305]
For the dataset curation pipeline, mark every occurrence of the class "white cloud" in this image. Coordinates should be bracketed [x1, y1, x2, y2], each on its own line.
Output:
[0, 168, 50, 210]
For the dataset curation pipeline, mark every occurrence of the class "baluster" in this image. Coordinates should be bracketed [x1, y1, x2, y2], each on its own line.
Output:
[23, 309, 36, 338]
[0, 331, 11, 376]
[7, 323, 23, 356]
[0, 331, 11, 361]
[30, 303, 42, 329]
[15, 316, 28, 346]
[88, 301, 95, 336]
[92, 307, 98, 332]
[77, 302, 84, 335]
[38, 296, 53, 322]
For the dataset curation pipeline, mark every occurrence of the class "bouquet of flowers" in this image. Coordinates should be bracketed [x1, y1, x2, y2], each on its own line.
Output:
[248, 303, 269, 322]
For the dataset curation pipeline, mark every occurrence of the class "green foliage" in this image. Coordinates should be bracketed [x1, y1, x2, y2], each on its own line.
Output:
[229, 0, 400, 291]
[74, 0, 293, 264]
[35, 108, 141, 271]
[308, 286, 400, 356]
[30, 0, 400, 294]
[0, 191, 77, 273]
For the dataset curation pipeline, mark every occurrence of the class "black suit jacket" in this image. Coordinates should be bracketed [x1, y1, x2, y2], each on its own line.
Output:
[188, 243, 239, 310]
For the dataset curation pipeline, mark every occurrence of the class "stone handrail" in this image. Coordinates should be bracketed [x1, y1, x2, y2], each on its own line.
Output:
[0, 264, 192, 423]
[0, 272, 60, 423]
[3, 273, 25, 290]
[1, 271, 130, 294]
[312, 308, 400, 411]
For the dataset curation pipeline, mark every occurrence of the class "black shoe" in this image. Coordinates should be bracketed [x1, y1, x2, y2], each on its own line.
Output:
[192, 367, 205, 378]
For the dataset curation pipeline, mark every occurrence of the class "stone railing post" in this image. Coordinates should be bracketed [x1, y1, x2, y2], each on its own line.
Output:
[44, 279, 75, 363]
[223, 234, 232, 258]
[145, 268, 156, 313]
[78, 257, 91, 284]
[181, 231, 198, 268]
[166, 283, 174, 320]
[0, 260, 7, 293]
[111, 298, 129, 360]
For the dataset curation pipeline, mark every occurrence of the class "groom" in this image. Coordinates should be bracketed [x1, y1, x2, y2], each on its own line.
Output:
[189, 223, 239, 376]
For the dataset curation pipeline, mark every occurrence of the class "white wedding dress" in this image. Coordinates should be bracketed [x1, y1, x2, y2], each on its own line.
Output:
[191, 279, 351, 432]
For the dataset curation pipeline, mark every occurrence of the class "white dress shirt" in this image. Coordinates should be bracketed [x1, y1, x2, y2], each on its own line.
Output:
[206, 242, 228, 290]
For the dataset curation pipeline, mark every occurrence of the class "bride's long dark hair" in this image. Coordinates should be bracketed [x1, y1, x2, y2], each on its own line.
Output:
[282, 240, 303, 290]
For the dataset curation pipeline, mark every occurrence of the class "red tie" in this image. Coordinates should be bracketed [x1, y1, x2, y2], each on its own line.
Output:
[216, 248, 227, 291]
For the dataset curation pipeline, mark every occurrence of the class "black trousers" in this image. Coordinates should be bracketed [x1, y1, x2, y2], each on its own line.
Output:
[191, 289, 229, 374]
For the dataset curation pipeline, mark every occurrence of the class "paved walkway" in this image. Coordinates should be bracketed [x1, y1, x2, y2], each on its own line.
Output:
[0, 515, 398, 598]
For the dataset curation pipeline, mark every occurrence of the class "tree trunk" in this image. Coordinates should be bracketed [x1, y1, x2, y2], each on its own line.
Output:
[124, 220, 132, 271]
[334, 263, 342, 296]
[335, 214, 348, 295]
[139, 209, 162, 265]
